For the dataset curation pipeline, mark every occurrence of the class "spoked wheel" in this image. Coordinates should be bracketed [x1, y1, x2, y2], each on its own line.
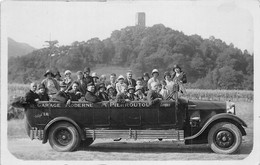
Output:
[208, 122, 242, 154]
[48, 122, 81, 152]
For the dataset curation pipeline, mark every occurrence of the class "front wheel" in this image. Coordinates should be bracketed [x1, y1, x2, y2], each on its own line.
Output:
[48, 122, 81, 152]
[208, 122, 242, 154]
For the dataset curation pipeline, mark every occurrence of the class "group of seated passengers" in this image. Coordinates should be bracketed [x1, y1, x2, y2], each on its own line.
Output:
[25, 65, 187, 106]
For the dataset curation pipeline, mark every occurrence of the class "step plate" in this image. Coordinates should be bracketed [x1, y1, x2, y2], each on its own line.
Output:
[84, 129, 184, 140]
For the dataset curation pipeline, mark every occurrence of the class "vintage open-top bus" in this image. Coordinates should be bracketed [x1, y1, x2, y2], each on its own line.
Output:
[21, 91, 247, 154]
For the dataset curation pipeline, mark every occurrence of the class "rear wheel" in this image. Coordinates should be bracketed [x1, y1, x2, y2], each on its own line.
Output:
[208, 122, 242, 154]
[48, 122, 81, 152]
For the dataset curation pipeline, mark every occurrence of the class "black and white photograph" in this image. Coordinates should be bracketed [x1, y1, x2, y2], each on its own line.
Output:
[1, 0, 259, 164]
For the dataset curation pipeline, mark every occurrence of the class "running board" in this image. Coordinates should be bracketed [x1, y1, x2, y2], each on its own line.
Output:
[84, 129, 184, 141]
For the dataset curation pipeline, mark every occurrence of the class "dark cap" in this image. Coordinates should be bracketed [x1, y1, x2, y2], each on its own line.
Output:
[143, 72, 150, 78]
[164, 71, 171, 79]
[55, 71, 61, 77]
[127, 85, 135, 92]
[37, 84, 45, 90]
[173, 64, 181, 70]
[84, 67, 90, 73]
[44, 70, 55, 77]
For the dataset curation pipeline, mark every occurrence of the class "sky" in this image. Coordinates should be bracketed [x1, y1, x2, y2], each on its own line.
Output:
[3, 0, 254, 53]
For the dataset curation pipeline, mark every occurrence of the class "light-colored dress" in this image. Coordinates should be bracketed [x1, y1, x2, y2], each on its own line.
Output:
[115, 82, 127, 94]
[147, 77, 160, 90]
[160, 88, 170, 100]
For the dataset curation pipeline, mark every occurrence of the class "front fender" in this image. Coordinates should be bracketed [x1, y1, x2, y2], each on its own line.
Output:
[42, 117, 85, 144]
[185, 113, 247, 140]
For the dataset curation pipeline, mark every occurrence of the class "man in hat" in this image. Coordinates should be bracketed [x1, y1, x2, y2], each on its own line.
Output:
[25, 82, 40, 105]
[37, 84, 49, 101]
[147, 82, 163, 106]
[85, 84, 101, 103]
[83, 67, 94, 86]
[41, 70, 60, 96]
[147, 69, 160, 90]
[52, 82, 71, 106]
[124, 70, 136, 87]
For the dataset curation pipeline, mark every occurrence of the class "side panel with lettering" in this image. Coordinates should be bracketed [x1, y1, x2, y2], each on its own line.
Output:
[158, 101, 176, 124]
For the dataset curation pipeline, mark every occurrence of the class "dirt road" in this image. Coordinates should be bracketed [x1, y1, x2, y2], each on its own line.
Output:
[8, 136, 253, 161]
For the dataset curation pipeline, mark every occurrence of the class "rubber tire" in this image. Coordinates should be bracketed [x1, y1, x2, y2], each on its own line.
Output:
[80, 138, 94, 148]
[208, 122, 242, 154]
[48, 122, 81, 152]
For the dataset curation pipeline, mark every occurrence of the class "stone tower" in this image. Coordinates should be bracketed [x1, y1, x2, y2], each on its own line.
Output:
[135, 12, 146, 27]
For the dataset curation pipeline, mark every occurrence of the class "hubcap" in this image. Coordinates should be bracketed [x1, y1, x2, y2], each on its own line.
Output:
[215, 130, 234, 149]
[55, 129, 72, 146]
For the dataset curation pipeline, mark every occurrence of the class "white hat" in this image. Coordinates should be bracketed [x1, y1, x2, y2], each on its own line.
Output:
[64, 70, 71, 75]
[117, 75, 125, 80]
[91, 72, 99, 78]
[151, 69, 159, 75]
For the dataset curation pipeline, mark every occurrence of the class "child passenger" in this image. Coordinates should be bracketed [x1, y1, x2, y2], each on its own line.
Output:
[159, 80, 170, 100]
[115, 75, 127, 94]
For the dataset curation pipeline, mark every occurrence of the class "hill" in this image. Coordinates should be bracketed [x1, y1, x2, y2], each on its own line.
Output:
[8, 38, 35, 57]
[8, 24, 253, 90]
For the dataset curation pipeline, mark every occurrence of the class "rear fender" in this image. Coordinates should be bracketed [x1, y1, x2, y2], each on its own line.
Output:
[185, 113, 247, 140]
[42, 117, 85, 144]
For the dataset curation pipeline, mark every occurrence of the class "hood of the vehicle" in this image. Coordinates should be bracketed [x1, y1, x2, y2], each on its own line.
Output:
[187, 99, 226, 111]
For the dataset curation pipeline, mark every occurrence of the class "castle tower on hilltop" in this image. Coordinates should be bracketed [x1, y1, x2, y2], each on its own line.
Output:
[135, 12, 146, 27]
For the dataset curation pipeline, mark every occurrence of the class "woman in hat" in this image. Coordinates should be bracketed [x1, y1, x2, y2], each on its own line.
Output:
[115, 75, 128, 94]
[127, 85, 138, 101]
[147, 69, 160, 90]
[97, 84, 109, 101]
[107, 85, 117, 100]
[41, 70, 60, 96]
[172, 65, 187, 95]
[63, 70, 73, 90]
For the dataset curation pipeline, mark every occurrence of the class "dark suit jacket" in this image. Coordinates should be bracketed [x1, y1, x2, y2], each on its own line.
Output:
[147, 90, 163, 106]
[124, 78, 136, 87]
[85, 91, 101, 103]
[25, 90, 40, 104]
[67, 79, 88, 95]
[67, 89, 82, 101]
